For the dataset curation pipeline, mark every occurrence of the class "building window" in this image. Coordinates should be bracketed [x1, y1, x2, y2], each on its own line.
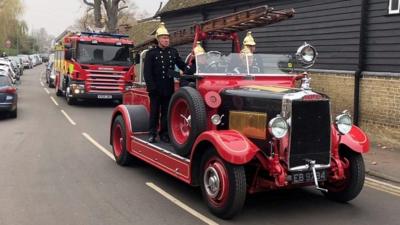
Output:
[389, 0, 400, 14]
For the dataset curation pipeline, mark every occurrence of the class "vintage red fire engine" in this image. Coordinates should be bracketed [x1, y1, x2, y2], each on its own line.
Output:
[110, 6, 369, 219]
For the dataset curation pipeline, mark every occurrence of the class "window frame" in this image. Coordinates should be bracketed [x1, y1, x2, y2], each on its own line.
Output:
[388, 0, 400, 14]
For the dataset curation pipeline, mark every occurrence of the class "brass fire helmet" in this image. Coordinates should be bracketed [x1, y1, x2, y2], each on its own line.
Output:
[243, 31, 256, 46]
[193, 41, 205, 55]
[155, 22, 170, 39]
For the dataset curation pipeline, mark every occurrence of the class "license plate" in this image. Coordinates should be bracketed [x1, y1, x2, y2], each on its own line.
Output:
[291, 170, 327, 184]
[97, 95, 112, 99]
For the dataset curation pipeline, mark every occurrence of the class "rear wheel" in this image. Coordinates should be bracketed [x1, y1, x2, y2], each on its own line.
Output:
[200, 149, 246, 219]
[112, 115, 135, 166]
[323, 151, 365, 202]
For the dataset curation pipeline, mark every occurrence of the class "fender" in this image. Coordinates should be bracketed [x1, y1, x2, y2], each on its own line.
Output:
[191, 130, 260, 165]
[332, 125, 370, 153]
[110, 105, 133, 150]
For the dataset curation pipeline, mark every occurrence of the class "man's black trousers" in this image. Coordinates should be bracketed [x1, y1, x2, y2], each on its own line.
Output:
[148, 92, 172, 137]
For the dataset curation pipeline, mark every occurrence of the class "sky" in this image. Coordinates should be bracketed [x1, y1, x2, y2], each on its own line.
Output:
[22, 0, 168, 36]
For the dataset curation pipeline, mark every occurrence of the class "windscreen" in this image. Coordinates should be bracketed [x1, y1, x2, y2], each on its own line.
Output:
[195, 53, 294, 75]
[77, 43, 132, 66]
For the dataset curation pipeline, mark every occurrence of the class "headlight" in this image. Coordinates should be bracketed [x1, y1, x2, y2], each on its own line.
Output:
[211, 114, 222, 125]
[296, 42, 318, 68]
[6, 95, 13, 101]
[336, 111, 352, 135]
[268, 115, 288, 139]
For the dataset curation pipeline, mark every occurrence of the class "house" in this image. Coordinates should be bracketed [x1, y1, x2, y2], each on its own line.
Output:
[148, 0, 400, 146]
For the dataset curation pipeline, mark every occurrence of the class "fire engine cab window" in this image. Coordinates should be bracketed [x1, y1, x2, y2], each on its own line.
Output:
[77, 43, 131, 66]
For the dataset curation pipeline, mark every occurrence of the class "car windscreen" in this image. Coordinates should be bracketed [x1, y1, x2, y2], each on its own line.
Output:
[195, 53, 294, 76]
[0, 75, 10, 86]
[76, 43, 132, 66]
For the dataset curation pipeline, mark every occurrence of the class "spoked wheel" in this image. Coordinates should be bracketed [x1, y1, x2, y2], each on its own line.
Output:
[112, 115, 135, 166]
[200, 149, 246, 219]
[168, 87, 206, 157]
[323, 150, 365, 202]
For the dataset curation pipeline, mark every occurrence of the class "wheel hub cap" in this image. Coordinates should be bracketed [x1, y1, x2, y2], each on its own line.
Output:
[204, 167, 220, 198]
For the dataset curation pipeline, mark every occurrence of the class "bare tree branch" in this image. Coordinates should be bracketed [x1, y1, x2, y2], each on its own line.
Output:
[83, 0, 94, 7]
[118, 6, 128, 11]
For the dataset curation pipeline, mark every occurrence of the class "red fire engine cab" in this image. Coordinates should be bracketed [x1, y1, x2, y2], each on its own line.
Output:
[110, 6, 369, 219]
[53, 31, 134, 105]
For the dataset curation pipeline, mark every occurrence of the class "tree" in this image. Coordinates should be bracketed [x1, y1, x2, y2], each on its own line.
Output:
[83, 0, 131, 33]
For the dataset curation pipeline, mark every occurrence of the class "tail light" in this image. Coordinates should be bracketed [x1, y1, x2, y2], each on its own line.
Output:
[0, 87, 16, 94]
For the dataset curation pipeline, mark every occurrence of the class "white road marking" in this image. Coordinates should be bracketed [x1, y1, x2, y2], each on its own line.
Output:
[40, 81, 44, 86]
[50, 96, 59, 106]
[61, 110, 76, 126]
[365, 177, 400, 197]
[44, 88, 50, 94]
[82, 132, 115, 160]
[146, 182, 219, 225]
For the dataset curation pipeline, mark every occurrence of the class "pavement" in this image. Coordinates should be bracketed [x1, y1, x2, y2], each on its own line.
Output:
[364, 142, 400, 184]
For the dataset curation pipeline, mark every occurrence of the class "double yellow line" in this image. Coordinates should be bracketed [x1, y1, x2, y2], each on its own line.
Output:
[365, 177, 400, 197]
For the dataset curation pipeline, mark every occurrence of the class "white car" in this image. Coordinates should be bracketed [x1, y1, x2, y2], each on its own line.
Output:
[0, 65, 16, 84]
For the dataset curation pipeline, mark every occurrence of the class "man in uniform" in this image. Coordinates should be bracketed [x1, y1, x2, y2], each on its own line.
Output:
[144, 22, 188, 143]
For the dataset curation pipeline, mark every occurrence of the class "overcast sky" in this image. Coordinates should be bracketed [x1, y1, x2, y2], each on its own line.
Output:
[22, 0, 168, 36]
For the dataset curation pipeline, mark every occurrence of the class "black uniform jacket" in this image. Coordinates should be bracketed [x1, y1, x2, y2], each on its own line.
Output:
[143, 46, 187, 96]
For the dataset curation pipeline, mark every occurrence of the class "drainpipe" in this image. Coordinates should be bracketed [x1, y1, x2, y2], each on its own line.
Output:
[354, 0, 369, 125]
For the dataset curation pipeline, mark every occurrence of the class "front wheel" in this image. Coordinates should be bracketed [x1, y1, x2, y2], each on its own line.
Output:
[112, 115, 135, 166]
[200, 149, 247, 219]
[65, 87, 77, 105]
[323, 151, 365, 202]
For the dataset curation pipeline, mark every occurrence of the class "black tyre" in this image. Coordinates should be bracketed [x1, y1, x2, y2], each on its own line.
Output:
[65, 87, 77, 105]
[112, 115, 135, 166]
[168, 87, 207, 157]
[200, 149, 247, 219]
[323, 151, 365, 202]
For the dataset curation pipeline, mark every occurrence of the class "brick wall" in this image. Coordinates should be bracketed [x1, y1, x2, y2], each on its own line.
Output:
[309, 72, 400, 147]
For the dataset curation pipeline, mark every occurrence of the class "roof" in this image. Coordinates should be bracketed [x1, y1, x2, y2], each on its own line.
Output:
[129, 20, 160, 44]
[159, 0, 221, 14]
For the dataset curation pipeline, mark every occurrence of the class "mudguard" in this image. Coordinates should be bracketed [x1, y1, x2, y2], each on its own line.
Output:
[332, 125, 370, 153]
[110, 105, 149, 150]
[191, 130, 260, 165]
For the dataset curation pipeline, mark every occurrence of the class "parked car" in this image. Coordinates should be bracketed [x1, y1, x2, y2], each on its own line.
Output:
[9, 56, 24, 76]
[19, 55, 33, 69]
[0, 59, 19, 82]
[0, 72, 17, 118]
[46, 62, 55, 88]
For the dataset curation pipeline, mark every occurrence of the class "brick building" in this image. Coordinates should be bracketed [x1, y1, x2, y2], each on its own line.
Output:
[136, 0, 400, 146]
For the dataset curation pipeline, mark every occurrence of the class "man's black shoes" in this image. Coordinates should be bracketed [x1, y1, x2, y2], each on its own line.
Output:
[148, 134, 157, 143]
[160, 135, 170, 143]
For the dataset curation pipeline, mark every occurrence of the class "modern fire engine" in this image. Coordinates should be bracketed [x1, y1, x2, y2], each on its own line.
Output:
[53, 31, 134, 105]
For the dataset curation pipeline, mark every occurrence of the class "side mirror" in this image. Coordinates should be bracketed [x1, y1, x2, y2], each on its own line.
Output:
[133, 53, 140, 65]
[65, 49, 73, 60]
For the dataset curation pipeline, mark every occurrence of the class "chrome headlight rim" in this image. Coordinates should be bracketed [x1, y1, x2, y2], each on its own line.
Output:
[268, 115, 289, 139]
[211, 114, 222, 125]
[335, 111, 353, 135]
[296, 42, 318, 68]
